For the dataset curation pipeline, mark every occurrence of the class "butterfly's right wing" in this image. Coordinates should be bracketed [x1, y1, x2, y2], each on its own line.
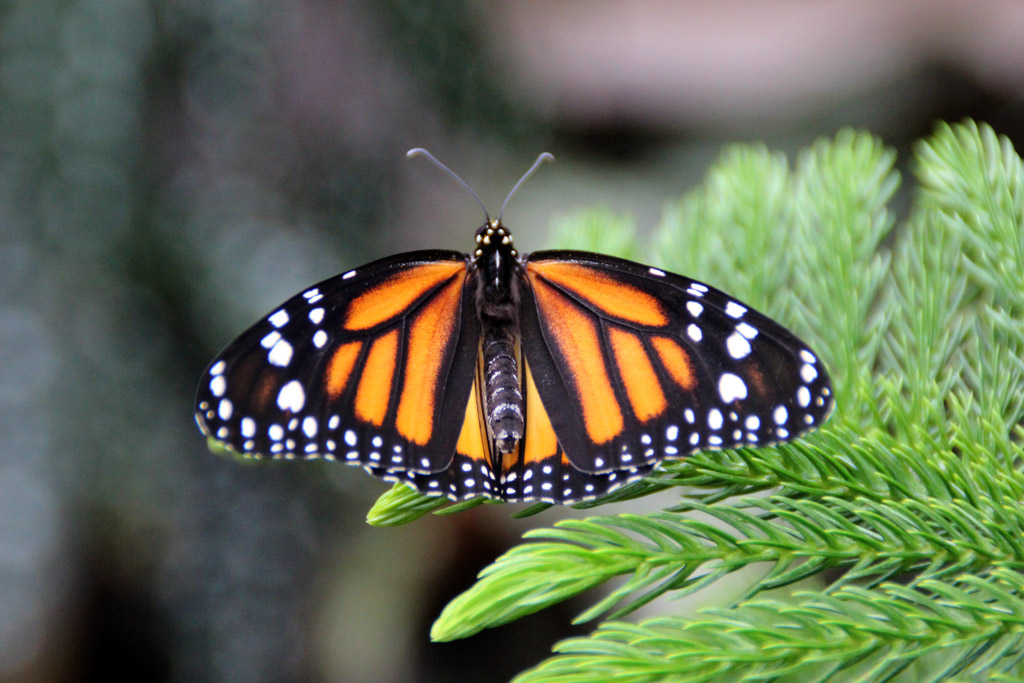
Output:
[195, 250, 481, 484]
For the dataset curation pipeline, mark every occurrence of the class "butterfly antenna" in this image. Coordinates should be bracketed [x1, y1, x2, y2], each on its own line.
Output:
[407, 148, 490, 222]
[499, 152, 554, 221]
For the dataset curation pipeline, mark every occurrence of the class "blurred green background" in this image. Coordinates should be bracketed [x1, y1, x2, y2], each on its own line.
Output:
[2, 1, 1023, 681]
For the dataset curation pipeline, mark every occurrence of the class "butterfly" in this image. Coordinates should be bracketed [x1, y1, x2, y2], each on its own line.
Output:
[195, 150, 833, 505]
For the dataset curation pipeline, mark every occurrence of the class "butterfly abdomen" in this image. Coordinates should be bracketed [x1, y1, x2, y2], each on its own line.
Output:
[482, 329, 524, 454]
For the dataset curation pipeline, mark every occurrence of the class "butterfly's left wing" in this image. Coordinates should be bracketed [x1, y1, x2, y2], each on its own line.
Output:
[520, 251, 833, 476]
[195, 251, 480, 481]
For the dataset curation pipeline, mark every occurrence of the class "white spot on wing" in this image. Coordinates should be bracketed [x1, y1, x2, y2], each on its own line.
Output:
[302, 416, 318, 438]
[773, 405, 788, 425]
[649, 267, 665, 277]
[260, 331, 282, 349]
[687, 324, 703, 342]
[726, 332, 751, 359]
[210, 375, 227, 398]
[718, 373, 748, 402]
[313, 330, 328, 348]
[218, 398, 233, 420]
[800, 349, 817, 364]
[736, 322, 758, 340]
[687, 301, 703, 317]
[308, 307, 325, 324]
[268, 339, 293, 367]
[725, 301, 747, 318]
[268, 309, 289, 328]
[277, 380, 305, 412]
[210, 360, 226, 376]
[241, 417, 256, 437]
[801, 363, 818, 383]
[708, 409, 723, 430]
[797, 386, 811, 407]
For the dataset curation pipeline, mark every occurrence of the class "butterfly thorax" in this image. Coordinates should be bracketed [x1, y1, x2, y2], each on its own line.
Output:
[473, 219, 525, 456]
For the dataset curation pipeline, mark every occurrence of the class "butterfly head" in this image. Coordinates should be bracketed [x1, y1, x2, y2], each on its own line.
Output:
[473, 218, 521, 303]
[474, 218, 518, 259]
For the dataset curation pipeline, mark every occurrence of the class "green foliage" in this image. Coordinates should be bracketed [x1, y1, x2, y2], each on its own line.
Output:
[547, 207, 643, 260]
[515, 567, 1024, 683]
[653, 143, 793, 308]
[372, 121, 1024, 681]
[366, 482, 453, 525]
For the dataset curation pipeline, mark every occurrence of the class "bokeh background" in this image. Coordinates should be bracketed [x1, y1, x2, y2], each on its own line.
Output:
[2, 1, 1023, 681]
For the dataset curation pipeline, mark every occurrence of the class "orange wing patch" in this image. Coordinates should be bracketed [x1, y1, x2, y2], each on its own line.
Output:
[527, 261, 668, 327]
[354, 329, 398, 425]
[344, 262, 464, 331]
[520, 358, 559, 465]
[325, 341, 362, 399]
[530, 276, 623, 444]
[651, 336, 696, 390]
[608, 327, 666, 422]
[455, 370, 489, 463]
[396, 276, 463, 445]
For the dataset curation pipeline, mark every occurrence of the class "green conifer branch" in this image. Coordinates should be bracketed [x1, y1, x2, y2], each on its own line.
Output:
[513, 567, 1024, 682]
[548, 208, 643, 260]
[653, 144, 792, 310]
[430, 485, 1024, 641]
[364, 121, 1024, 680]
[916, 121, 1024, 315]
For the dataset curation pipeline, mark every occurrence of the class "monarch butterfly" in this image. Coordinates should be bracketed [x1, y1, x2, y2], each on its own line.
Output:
[196, 150, 833, 504]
